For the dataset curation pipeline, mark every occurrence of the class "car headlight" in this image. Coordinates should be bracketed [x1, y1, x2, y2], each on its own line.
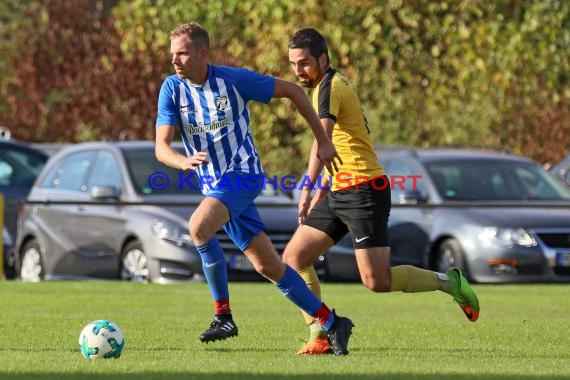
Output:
[151, 220, 192, 247]
[478, 227, 536, 248]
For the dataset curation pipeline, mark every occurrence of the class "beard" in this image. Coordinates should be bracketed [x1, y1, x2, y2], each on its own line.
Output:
[297, 67, 322, 89]
[298, 75, 318, 88]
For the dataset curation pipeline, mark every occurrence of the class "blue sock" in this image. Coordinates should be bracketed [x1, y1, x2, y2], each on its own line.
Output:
[196, 238, 229, 301]
[275, 265, 322, 317]
[322, 313, 335, 331]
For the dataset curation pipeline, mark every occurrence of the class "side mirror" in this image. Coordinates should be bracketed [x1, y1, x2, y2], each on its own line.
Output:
[91, 186, 120, 200]
[398, 190, 426, 205]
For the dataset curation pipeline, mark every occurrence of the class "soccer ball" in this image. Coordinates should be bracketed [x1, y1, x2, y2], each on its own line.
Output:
[78, 320, 125, 359]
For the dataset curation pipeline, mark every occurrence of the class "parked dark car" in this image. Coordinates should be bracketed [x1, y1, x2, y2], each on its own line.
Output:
[316, 148, 570, 283]
[0, 137, 48, 278]
[15, 141, 301, 283]
[550, 154, 570, 187]
[0, 138, 49, 238]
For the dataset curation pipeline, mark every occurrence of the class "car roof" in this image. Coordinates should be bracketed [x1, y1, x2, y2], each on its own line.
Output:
[377, 146, 535, 164]
[0, 138, 49, 158]
[52, 140, 184, 151]
[56, 140, 153, 150]
[46, 140, 187, 159]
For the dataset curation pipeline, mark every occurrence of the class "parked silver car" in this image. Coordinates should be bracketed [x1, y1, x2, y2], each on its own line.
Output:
[316, 148, 570, 283]
[15, 141, 299, 283]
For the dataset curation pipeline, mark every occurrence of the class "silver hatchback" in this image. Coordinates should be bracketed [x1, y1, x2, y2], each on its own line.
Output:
[15, 141, 299, 283]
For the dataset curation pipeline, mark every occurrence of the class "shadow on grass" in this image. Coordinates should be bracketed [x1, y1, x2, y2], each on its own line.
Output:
[0, 373, 566, 380]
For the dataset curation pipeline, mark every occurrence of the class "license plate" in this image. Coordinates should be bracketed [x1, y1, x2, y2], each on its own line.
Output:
[556, 252, 570, 267]
[227, 254, 255, 271]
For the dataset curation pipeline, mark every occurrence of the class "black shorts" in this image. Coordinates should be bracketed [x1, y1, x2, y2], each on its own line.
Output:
[304, 176, 391, 248]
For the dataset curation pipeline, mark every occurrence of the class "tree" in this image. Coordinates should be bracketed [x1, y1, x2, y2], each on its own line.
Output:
[1, 0, 567, 174]
[0, 0, 162, 142]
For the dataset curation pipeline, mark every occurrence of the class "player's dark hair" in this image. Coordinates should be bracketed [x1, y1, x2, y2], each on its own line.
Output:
[171, 22, 210, 50]
[288, 27, 329, 61]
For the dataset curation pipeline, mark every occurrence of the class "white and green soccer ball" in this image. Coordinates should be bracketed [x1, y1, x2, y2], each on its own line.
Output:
[79, 320, 125, 359]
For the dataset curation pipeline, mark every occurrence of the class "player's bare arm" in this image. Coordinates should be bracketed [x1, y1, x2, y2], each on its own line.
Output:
[272, 78, 341, 174]
[155, 124, 209, 170]
[298, 117, 336, 223]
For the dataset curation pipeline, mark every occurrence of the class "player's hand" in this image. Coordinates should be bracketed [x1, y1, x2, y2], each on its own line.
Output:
[297, 189, 312, 224]
[181, 151, 209, 171]
[316, 139, 342, 175]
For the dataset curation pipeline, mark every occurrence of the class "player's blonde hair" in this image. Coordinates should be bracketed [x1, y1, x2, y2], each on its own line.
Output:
[170, 22, 210, 50]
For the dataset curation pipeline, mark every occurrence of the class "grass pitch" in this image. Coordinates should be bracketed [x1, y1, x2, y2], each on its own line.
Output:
[0, 281, 569, 379]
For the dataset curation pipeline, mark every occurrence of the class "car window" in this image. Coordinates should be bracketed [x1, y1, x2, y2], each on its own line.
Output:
[0, 161, 11, 186]
[384, 159, 427, 203]
[0, 145, 47, 187]
[426, 160, 570, 201]
[88, 151, 122, 192]
[40, 151, 94, 192]
[123, 148, 201, 195]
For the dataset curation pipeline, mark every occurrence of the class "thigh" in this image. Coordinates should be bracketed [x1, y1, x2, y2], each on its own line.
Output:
[189, 197, 230, 243]
[354, 246, 391, 284]
[282, 224, 335, 269]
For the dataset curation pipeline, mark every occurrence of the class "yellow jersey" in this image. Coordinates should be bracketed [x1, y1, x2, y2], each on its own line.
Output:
[313, 68, 384, 191]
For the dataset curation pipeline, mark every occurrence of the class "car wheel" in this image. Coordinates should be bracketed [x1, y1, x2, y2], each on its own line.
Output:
[434, 238, 470, 277]
[20, 239, 44, 282]
[4, 252, 16, 280]
[120, 240, 150, 283]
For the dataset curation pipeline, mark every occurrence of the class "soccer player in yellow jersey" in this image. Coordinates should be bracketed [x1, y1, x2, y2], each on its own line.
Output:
[283, 28, 480, 355]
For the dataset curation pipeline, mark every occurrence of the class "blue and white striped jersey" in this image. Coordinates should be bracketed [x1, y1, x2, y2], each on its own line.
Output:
[156, 65, 275, 194]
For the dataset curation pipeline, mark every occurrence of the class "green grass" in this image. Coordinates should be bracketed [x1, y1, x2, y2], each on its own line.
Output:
[0, 281, 569, 380]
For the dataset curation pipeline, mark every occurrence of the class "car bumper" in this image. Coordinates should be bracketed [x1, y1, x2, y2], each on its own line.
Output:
[466, 243, 570, 283]
[143, 239, 202, 283]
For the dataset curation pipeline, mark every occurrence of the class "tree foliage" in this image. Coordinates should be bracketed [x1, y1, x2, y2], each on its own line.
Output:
[0, 0, 568, 176]
[0, 0, 161, 142]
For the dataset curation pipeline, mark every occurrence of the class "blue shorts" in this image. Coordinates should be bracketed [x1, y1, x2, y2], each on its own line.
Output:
[207, 172, 268, 251]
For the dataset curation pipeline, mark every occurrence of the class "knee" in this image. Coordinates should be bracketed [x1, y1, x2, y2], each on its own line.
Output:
[282, 249, 296, 267]
[254, 262, 271, 277]
[282, 248, 312, 269]
[255, 260, 283, 281]
[188, 222, 211, 244]
[363, 277, 391, 293]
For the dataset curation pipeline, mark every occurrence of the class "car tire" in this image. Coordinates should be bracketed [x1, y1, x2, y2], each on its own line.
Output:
[20, 239, 44, 282]
[4, 251, 16, 280]
[434, 238, 471, 279]
[120, 240, 150, 283]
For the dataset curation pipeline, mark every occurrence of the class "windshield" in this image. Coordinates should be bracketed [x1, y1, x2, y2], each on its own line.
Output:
[123, 148, 200, 195]
[123, 147, 293, 200]
[0, 146, 47, 188]
[426, 159, 570, 201]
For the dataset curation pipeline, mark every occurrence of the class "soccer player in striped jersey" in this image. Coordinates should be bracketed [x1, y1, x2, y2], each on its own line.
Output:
[155, 22, 353, 355]
[284, 28, 480, 355]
